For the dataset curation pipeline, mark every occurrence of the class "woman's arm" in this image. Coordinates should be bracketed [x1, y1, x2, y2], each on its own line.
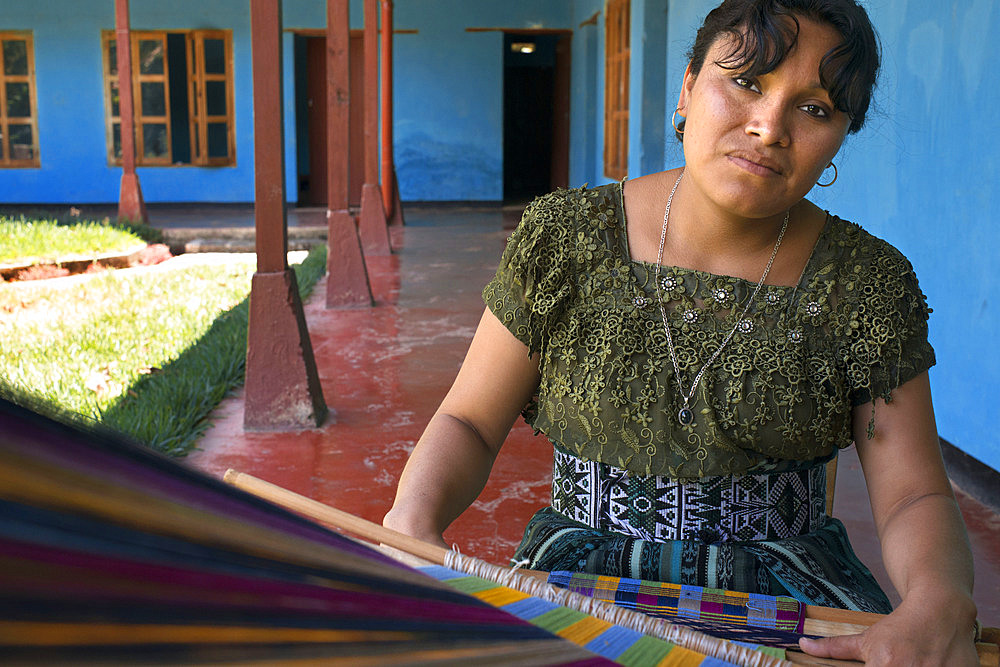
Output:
[800, 371, 978, 665]
[382, 307, 541, 548]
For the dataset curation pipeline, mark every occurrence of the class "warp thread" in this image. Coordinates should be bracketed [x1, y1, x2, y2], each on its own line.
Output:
[444, 550, 790, 667]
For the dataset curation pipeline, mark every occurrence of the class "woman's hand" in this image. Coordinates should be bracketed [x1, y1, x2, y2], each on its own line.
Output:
[799, 590, 978, 666]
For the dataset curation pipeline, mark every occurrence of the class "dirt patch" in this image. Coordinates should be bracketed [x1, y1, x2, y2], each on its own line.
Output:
[1, 244, 173, 283]
[11, 265, 72, 281]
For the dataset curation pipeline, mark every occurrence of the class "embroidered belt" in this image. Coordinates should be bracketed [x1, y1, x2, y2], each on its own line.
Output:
[550, 448, 828, 543]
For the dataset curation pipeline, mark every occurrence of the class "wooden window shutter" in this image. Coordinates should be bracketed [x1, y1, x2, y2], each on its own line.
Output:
[188, 30, 235, 166]
[0, 31, 41, 167]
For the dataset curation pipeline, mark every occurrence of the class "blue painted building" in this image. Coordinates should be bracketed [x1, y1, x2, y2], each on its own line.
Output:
[1, 0, 997, 479]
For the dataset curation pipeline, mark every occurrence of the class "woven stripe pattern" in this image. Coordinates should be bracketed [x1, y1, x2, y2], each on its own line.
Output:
[547, 571, 805, 634]
[421, 564, 766, 666]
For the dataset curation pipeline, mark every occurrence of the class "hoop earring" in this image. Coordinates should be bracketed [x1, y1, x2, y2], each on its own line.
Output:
[817, 162, 838, 187]
[671, 108, 685, 135]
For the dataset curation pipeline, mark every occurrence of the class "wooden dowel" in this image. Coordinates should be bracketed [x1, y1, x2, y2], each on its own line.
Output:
[222, 469, 449, 564]
[804, 605, 881, 627]
[802, 618, 869, 638]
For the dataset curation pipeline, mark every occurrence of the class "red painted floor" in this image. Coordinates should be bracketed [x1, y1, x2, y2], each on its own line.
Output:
[187, 205, 999, 626]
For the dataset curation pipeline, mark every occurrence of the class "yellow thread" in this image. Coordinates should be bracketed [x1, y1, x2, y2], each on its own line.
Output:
[474, 586, 530, 607]
[657, 645, 711, 667]
[558, 616, 613, 644]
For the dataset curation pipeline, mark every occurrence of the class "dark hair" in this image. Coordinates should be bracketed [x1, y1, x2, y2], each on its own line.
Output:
[684, 0, 880, 134]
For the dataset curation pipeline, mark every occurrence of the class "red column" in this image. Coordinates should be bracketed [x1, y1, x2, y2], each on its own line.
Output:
[326, 0, 374, 308]
[114, 0, 147, 223]
[380, 0, 404, 226]
[250, 0, 287, 276]
[357, 0, 391, 255]
[245, 0, 327, 430]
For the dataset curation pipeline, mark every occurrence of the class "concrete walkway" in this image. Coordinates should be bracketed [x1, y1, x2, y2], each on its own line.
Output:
[185, 204, 1000, 625]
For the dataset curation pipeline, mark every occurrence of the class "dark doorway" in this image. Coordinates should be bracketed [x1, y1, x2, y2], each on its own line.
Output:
[294, 33, 365, 207]
[503, 32, 571, 204]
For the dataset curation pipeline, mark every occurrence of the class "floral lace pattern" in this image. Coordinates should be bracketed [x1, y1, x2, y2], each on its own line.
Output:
[483, 183, 935, 478]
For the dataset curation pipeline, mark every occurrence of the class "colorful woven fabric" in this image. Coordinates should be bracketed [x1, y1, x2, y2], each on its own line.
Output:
[547, 571, 821, 651]
[548, 572, 805, 633]
[422, 565, 749, 666]
[514, 506, 893, 613]
[0, 397, 610, 665]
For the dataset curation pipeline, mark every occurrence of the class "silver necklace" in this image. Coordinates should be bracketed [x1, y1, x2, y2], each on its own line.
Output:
[653, 171, 789, 426]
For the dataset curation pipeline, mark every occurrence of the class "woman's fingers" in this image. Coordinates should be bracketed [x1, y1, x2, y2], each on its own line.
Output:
[798, 633, 865, 660]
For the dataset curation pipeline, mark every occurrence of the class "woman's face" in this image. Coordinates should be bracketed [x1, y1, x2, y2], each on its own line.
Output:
[677, 15, 851, 220]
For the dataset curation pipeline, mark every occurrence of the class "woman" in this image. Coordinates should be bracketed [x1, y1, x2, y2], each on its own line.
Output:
[385, 0, 978, 663]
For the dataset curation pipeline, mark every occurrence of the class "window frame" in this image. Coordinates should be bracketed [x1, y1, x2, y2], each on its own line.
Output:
[188, 30, 236, 167]
[603, 0, 629, 181]
[102, 28, 235, 167]
[0, 31, 40, 168]
[134, 31, 172, 166]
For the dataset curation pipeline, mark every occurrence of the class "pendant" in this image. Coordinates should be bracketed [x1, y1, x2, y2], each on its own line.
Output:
[678, 408, 694, 426]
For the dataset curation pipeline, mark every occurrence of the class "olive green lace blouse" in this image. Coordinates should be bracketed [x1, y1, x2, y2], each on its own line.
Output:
[483, 182, 935, 478]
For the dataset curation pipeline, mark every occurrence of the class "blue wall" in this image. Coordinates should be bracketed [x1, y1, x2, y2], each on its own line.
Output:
[389, 1, 573, 201]
[0, 0, 576, 204]
[628, 0, 667, 179]
[0, 0, 259, 203]
[567, 0, 670, 190]
[2, 1, 120, 203]
[663, 0, 1000, 472]
[568, 0, 601, 189]
[261, 0, 577, 202]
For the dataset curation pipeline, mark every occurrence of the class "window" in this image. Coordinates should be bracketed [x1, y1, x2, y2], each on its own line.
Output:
[102, 30, 234, 166]
[0, 32, 39, 168]
[603, 0, 629, 180]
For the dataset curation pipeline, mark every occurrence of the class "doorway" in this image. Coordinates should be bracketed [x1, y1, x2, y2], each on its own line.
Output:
[503, 32, 571, 204]
[294, 33, 365, 207]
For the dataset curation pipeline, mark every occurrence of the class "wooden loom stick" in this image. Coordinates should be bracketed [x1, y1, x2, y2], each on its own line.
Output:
[224, 469, 788, 667]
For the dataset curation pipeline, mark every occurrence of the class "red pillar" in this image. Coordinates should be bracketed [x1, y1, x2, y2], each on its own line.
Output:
[380, 0, 404, 226]
[114, 0, 147, 223]
[358, 0, 391, 255]
[326, 0, 374, 308]
[244, 0, 327, 431]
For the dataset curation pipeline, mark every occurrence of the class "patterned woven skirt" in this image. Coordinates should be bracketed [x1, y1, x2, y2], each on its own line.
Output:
[511, 449, 892, 613]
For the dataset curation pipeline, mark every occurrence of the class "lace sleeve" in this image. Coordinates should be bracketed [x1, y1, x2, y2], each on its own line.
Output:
[482, 190, 576, 357]
[846, 244, 936, 414]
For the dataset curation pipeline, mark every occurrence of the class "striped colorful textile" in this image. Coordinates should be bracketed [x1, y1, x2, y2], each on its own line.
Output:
[548, 572, 812, 651]
[548, 572, 805, 633]
[422, 565, 746, 666]
[0, 396, 610, 665]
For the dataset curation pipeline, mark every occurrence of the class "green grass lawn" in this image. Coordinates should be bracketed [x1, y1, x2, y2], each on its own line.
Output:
[0, 246, 327, 456]
[0, 216, 149, 264]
